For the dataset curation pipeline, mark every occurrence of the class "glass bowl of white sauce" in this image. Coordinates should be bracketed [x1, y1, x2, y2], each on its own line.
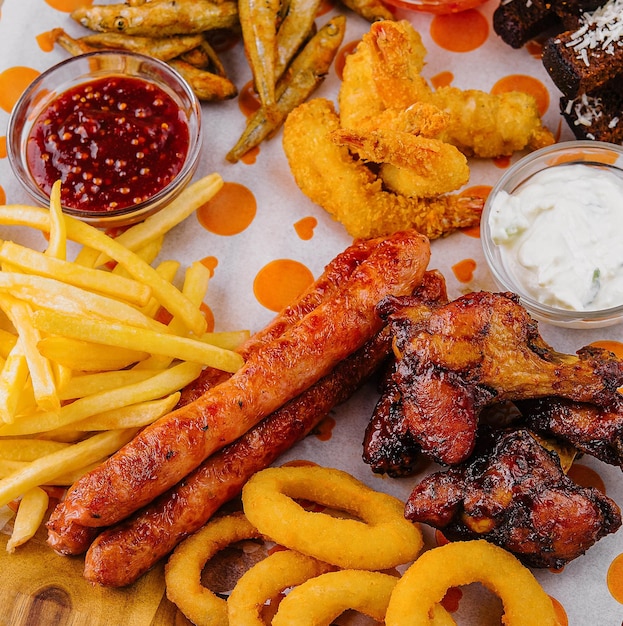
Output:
[481, 140, 623, 328]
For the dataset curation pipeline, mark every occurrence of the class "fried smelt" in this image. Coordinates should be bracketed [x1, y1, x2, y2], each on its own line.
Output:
[71, 0, 239, 37]
[227, 15, 346, 163]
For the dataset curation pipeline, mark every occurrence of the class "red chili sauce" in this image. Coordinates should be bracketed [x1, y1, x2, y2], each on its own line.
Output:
[26, 75, 190, 213]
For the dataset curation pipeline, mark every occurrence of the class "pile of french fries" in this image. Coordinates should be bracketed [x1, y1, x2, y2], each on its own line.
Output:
[0, 173, 249, 552]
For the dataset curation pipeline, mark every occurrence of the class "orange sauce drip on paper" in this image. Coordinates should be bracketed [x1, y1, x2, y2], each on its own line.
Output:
[0, 67, 40, 113]
[0, 136, 6, 159]
[430, 10, 489, 52]
[294, 216, 317, 240]
[566, 464, 606, 495]
[607, 553, 623, 604]
[312, 416, 335, 441]
[452, 258, 476, 283]
[493, 155, 512, 169]
[240, 146, 260, 165]
[591, 339, 623, 359]
[0, 186, 5, 205]
[550, 596, 569, 626]
[238, 80, 261, 118]
[196, 182, 257, 236]
[201, 303, 215, 333]
[525, 39, 544, 60]
[253, 259, 314, 312]
[200, 255, 218, 277]
[335, 40, 360, 82]
[36, 31, 56, 53]
[491, 74, 550, 117]
[431, 71, 454, 89]
[317, 0, 337, 16]
[45, 0, 92, 11]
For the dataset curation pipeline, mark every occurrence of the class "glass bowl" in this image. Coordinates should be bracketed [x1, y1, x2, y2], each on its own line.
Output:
[481, 140, 623, 328]
[7, 50, 202, 228]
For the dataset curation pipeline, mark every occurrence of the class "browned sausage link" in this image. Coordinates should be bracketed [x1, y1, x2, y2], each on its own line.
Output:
[48, 235, 416, 552]
[236, 236, 379, 359]
[81, 326, 393, 586]
[46, 513, 99, 556]
[56, 231, 430, 528]
[176, 237, 379, 406]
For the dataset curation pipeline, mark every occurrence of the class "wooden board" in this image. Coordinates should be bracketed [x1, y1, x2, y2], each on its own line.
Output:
[0, 518, 190, 626]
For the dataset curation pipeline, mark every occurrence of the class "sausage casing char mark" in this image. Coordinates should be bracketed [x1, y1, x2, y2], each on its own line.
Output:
[81, 325, 394, 586]
[52, 231, 431, 529]
[46, 237, 380, 555]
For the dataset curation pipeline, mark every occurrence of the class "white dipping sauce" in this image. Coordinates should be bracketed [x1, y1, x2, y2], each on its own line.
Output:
[488, 163, 623, 311]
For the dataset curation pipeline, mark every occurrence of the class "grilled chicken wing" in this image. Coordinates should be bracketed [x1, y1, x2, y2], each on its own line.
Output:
[366, 290, 623, 466]
[517, 396, 623, 469]
[405, 428, 622, 569]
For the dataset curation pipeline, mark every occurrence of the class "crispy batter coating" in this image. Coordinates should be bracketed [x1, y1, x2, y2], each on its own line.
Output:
[340, 19, 555, 158]
[282, 98, 482, 240]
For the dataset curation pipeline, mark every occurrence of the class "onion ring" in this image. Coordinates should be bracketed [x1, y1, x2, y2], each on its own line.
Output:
[241, 465, 423, 570]
[164, 511, 262, 626]
[227, 549, 334, 625]
[272, 569, 398, 625]
[384, 540, 558, 626]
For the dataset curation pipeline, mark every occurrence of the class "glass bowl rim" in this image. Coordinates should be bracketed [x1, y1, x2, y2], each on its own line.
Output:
[6, 49, 202, 223]
[480, 139, 623, 327]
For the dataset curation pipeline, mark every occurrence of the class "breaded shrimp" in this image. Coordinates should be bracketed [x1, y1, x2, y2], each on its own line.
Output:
[340, 19, 554, 158]
[283, 98, 482, 240]
[332, 128, 470, 198]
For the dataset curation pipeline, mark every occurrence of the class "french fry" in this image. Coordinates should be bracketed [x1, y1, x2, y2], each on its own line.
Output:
[0, 271, 163, 330]
[6, 487, 49, 553]
[0, 329, 17, 359]
[0, 344, 30, 424]
[52, 392, 181, 432]
[58, 369, 157, 400]
[37, 337, 149, 372]
[0, 296, 59, 414]
[0, 206, 206, 335]
[0, 460, 101, 485]
[0, 439, 69, 462]
[200, 330, 251, 351]
[0, 361, 203, 436]
[0, 428, 138, 508]
[45, 180, 67, 261]
[0, 241, 152, 308]
[93, 173, 224, 267]
[32, 310, 244, 373]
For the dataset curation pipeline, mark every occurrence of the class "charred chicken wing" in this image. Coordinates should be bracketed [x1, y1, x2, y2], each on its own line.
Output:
[366, 290, 623, 466]
[404, 428, 622, 569]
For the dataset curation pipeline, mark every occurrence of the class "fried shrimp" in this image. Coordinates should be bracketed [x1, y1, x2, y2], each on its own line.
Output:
[283, 98, 482, 240]
[340, 19, 555, 158]
[332, 128, 470, 198]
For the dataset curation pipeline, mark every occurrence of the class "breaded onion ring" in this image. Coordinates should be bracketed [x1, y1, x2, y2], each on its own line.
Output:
[272, 569, 399, 625]
[385, 540, 558, 626]
[164, 512, 262, 626]
[241, 465, 423, 570]
[227, 549, 334, 625]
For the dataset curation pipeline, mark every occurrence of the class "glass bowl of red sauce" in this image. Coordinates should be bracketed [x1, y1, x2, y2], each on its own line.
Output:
[7, 50, 202, 227]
